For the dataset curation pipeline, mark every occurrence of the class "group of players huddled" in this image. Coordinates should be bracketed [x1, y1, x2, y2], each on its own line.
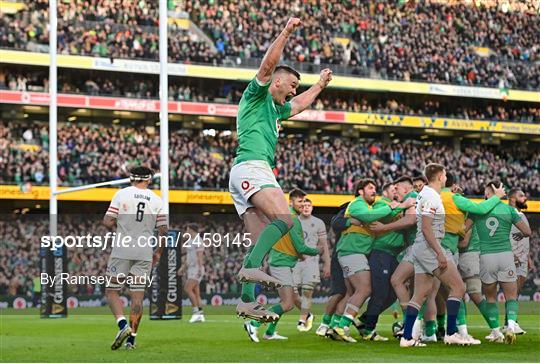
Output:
[100, 18, 532, 350]
[239, 169, 531, 346]
[228, 18, 531, 346]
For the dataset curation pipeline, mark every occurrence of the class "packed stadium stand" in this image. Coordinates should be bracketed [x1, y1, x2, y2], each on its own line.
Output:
[2, 68, 540, 122]
[0, 0, 539, 304]
[1, 121, 539, 196]
[2, 0, 539, 88]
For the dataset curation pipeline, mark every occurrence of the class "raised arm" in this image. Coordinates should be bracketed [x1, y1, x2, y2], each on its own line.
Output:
[290, 69, 333, 117]
[453, 194, 501, 215]
[256, 18, 301, 84]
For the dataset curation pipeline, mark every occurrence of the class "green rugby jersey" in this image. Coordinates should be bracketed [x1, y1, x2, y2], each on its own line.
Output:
[337, 196, 393, 257]
[460, 224, 480, 253]
[402, 190, 418, 247]
[372, 197, 404, 257]
[471, 201, 522, 255]
[441, 190, 501, 254]
[234, 78, 292, 168]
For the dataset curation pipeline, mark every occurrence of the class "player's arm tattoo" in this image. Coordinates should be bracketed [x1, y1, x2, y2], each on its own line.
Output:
[257, 20, 296, 83]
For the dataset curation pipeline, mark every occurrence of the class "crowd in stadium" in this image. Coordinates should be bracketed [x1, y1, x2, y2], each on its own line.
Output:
[0, 215, 537, 300]
[1, 0, 539, 89]
[1, 69, 539, 123]
[2, 122, 540, 197]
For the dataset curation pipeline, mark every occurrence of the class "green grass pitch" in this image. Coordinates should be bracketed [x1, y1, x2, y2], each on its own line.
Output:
[2, 303, 539, 362]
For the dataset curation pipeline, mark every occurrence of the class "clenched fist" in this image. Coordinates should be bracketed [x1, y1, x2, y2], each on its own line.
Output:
[318, 68, 333, 89]
[284, 18, 302, 35]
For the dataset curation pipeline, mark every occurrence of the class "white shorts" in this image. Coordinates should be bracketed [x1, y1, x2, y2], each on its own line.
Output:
[400, 245, 415, 264]
[292, 259, 320, 287]
[187, 265, 205, 283]
[458, 251, 480, 279]
[338, 253, 370, 278]
[269, 266, 294, 287]
[412, 243, 456, 275]
[229, 160, 280, 216]
[515, 260, 528, 278]
[106, 257, 152, 290]
[106, 257, 152, 278]
[480, 251, 517, 284]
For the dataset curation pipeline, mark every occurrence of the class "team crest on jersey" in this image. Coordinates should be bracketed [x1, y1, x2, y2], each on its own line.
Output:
[241, 181, 250, 190]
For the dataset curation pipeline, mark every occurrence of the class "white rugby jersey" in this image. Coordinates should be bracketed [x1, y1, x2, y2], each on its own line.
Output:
[106, 185, 167, 261]
[299, 215, 327, 262]
[415, 185, 445, 245]
[510, 210, 530, 263]
[185, 235, 204, 267]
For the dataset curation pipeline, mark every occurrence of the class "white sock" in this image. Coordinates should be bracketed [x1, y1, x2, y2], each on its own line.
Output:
[458, 324, 468, 337]
[508, 320, 516, 332]
[412, 318, 423, 339]
[492, 327, 501, 335]
[116, 316, 127, 324]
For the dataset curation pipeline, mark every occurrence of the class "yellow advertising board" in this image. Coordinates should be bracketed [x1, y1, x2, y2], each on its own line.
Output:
[1, 185, 539, 212]
[1, 50, 538, 102]
[344, 113, 540, 134]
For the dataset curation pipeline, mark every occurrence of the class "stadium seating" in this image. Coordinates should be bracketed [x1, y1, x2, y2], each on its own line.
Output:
[1, 0, 539, 88]
[2, 122, 539, 197]
[1, 69, 539, 123]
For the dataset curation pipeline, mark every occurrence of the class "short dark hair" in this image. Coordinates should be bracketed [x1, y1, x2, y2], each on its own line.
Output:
[485, 180, 502, 191]
[424, 163, 445, 183]
[355, 178, 377, 196]
[274, 65, 301, 80]
[304, 198, 312, 204]
[445, 172, 456, 188]
[382, 182, 394, 192]
[289, 188, 307, 200]
[394, 175, 413, 185]
[508, 188, 522, 199]
[412, 175, 427, 184]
